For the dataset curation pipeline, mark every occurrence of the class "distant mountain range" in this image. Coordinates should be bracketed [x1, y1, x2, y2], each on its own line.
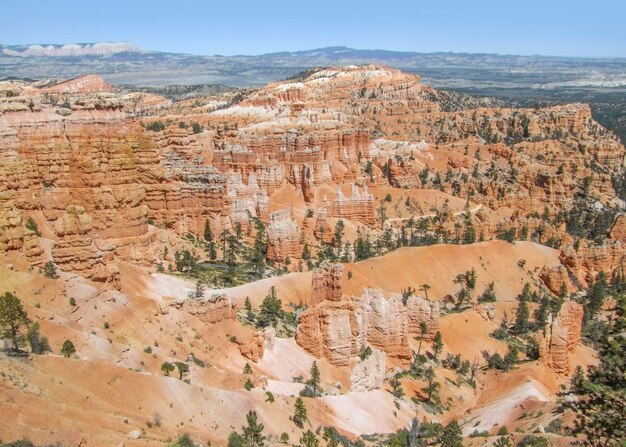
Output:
[1, 42, 625, 89]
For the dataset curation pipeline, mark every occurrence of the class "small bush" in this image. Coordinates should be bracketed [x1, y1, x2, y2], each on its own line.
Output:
[146, 121, 165, 132]
[25, 217, 41, 236]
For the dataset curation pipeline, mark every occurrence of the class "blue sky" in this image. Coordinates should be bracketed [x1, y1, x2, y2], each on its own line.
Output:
[2, 0, 625, 57]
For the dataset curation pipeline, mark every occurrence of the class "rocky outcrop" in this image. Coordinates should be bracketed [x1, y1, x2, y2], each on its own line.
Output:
[173, 292, 236, 324]
[52, 205, 119, 286]
[539, 300, 583, 373]
[313, 207, 334, 244]
[296, 298, 356, 366]
[350, 348, 386, 392]
[405, 296, 440, 340]
[560, 242, 626, 283]
[356, 289, 411, 360]
[225, 172, 268, 230]
[328, 184, 376, 226]
[296, 287, 411, 366]
[310, 262, 344, 305]
[267, 209, 301, 262]
[539, 265, 570, 295]
[239, 327, 275, 362]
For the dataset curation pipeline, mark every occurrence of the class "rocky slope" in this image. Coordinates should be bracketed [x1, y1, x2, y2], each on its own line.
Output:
[0, 65, 621, 446]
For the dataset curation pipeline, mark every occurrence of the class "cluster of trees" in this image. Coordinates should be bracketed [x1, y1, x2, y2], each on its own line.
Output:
[160, 361, 189, 380]
[386, 418, 464, 447]
[0, 292, 77, 359]
[566, 293, 625, 446]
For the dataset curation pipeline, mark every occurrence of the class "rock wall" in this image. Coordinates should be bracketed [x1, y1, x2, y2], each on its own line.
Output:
[172, 292, 237, 324]
[539, 300, 584, 373]
[328, 184, 376, 226]
[51, 205, 119, 287]
[310, 262, 344, 305]
[405, 296, 440, 340]
[296, 287, 411, 366]
[266, 209, 301, 262]
[350, 348, 386, 392]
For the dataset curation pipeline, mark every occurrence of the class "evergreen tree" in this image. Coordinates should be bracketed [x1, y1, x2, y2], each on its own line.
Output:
[175, 361, 189, 380]
[292, 397, 308, 428]
[204, 220, 213, 242]
[161, 362, 175, 376]
[334, 220, 345, 249]
[306, 361, 321, 397]
[43, 261, 59, 279]
[300, 430, 319, 447]
[242, 410, 266, 447]
[194, 281, 205, 298]
[432, 331, 443, 362]
[26, 322, 49, 354]
[440, 420, 463, 447]
[61, 339, 75, 358]
[257, 287, 282, 328]
[244, 297, 254, 322]
[585, 272, 609, 322]
[0, 292, 31, 351]
[422, 366, 440, 404]
[514, 296, 531, 334]
[478, 282, 497, 303]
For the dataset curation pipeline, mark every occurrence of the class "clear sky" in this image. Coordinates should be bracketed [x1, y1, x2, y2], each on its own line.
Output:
[2, 0, 625, 57]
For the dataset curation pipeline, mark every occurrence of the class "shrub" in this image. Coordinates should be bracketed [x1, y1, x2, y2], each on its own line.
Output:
[43, 262, 59, 279]
[25, 217, 41, 237]
[146, 121, 165, 132]
[191, 122, 203, 134]
[61, 339, 76, 358]
[359, 345, 373, 361]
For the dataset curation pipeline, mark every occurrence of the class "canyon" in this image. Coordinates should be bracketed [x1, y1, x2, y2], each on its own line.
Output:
[0, 65, 622, 446]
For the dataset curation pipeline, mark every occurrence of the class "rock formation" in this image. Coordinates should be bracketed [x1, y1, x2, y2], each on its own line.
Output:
[173, 292, 237, 324]
[328, 184, 376, 226]
[405, 296, 440, 340]
[51, 205, 119, 287]
[297, 285, 411, 366]
[239, 327, 276, 362]
[350, 348, 386, 392]
[310, 262, 344, 305]
[539, 300, 584, 373]
[313, 207, 334, 244]
[267, 209, 301, 262]
[539, 265, 570, 295]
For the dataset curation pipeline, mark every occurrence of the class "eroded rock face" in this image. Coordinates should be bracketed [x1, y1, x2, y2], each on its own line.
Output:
[560, 241, 626, 284]
[296, 286, 411, 366]
[350, 348, 386, 392]
[239, 327, 276, 362]
[539, 265, 570, 295]
[405, 296, 440, 340]
[173, 292, 236, 324]
[52, 205, 119, 287]
[267, 209, 301, 262]
[539, 300, 584, 373]
[609, 214, 626, 243]
[313, 207, 334, 245]
[310, 262, 344, 305]
[239, 332, 265, 362]
[355, 289, 411, 360]
[328, 184, 376, 226]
